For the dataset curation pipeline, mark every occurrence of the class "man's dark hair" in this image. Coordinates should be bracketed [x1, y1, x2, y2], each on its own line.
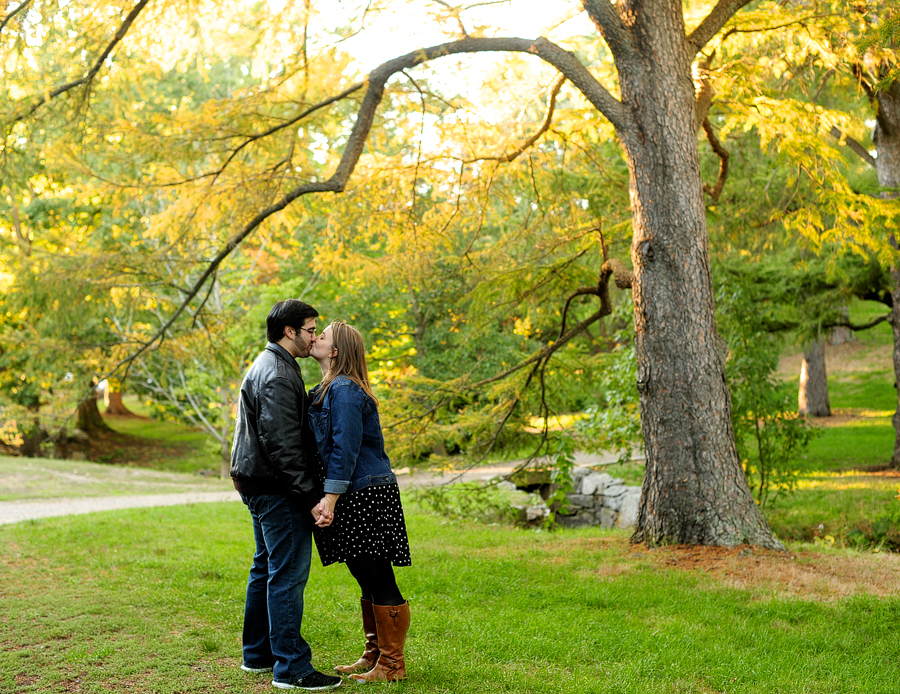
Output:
[266, 300, 318, 342]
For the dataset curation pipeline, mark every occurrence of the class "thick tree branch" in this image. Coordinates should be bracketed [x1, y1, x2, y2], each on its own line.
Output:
[0, 0, 33, 33]
[559, 257, 632, 336]
[12, 0, 151, 123]
[823, 314, 890, 331]
[463, 74, 566, 163]
[694, 55, 715, 131]
[580, 0, 633, 57]
[829, 126, 877, 169]
[687, 0, 754, 56]
[702, 118, 729, 200]
[103, 35, 626, 382]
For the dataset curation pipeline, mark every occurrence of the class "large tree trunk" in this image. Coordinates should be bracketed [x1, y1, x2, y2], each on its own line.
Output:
[799, 340, 831, 417]
[871, 81, 900, 468]
[75, 387, 112, 434]
[603, 3, 781, 548]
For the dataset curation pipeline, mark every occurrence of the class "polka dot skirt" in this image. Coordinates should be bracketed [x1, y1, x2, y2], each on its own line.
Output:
[313, 483, 412, 567]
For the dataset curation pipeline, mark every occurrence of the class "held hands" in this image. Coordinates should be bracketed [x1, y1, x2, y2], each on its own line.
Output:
[311, 504, 332, 526]
[313, 493, 339, 527]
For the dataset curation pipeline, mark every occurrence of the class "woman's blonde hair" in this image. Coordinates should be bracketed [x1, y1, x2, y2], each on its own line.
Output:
[315, 321, 378, 406]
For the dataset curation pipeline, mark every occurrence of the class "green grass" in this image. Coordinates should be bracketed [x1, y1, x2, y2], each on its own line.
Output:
[756, 340, 900, 540]
[799, 418, 895, 472]
[2, 503, 899, 693]
[0, 456, 233, 502]
[103, 415, 221, 474]
[828, 371, 896, 412]
[846, 299, 893, 348]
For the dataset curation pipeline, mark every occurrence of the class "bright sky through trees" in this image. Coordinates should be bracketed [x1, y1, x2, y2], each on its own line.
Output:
[291, 0, 595, 106]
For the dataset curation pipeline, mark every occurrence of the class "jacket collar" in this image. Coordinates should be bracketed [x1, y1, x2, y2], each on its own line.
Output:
[265, 342, 302, 374]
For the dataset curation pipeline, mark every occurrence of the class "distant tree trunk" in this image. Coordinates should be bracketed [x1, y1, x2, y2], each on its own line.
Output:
[19, 418, 43, 457]
[75, 387, 111, 433]
[890, 255, 900, 467]
[828, 306, 855, 346]
[798, 340, 830, 417]
[869, 81, 900, 467]
[220, 439, 230, 480]
[106, 391, 136, 416]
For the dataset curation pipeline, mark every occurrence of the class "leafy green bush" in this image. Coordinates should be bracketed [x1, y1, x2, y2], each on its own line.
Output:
[408, 480, 539, 525]
[575, 297, 643, 462]
[846, 489, 900, 551]
[717, 282, 817, 509]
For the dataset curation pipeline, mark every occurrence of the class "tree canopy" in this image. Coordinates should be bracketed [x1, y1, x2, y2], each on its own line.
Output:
[2, 0, 898, 547]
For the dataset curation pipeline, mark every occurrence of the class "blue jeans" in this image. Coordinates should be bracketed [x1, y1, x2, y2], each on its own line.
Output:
[239, 493, 315, 684]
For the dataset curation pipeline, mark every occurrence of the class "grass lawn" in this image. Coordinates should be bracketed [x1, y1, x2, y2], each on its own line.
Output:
[2, 503, 900, 694]
[800, 417, 895, 472]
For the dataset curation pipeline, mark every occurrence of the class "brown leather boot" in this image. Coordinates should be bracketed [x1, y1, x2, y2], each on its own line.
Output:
[334, 598, 379, 674]
[351, 601, 410, 683]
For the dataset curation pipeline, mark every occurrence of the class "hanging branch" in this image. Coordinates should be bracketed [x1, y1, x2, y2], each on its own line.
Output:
[701, 117, 730, 200]
[439, 254, 634, 484]
[439, 358, 544, 485]
[687, 0, 755, 56]
[462, 73, 566, 163]
[823, 314, 891, 331]
[164, 81, 367, 187]
[471, 256, 633, 390]
[10, 0, 152, 124]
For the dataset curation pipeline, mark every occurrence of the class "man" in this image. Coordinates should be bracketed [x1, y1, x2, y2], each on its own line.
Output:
[230, 299, 341, 691]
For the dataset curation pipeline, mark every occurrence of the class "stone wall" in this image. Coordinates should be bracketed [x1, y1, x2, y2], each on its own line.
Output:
[555, 467, 642, 529]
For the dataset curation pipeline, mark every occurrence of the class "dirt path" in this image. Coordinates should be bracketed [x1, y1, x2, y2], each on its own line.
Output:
[0, 491, 241, 526]
[0, 452, 624, 526]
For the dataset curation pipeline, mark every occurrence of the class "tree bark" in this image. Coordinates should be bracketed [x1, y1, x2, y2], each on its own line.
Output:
[798, 340, 830, 417]
[19, 417, 43, 458]
[594, 1, 781, 548]
[828, 306, 855, 346]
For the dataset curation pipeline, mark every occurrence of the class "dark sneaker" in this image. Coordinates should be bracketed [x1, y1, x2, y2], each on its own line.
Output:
[241, 662, 274, 673]
[272, 670, 343, 691]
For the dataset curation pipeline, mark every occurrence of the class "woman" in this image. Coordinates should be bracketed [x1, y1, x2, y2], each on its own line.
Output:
[308, 321, 411, 684]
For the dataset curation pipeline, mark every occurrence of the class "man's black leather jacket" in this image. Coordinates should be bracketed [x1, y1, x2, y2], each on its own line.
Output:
[230, 342, 320, 510]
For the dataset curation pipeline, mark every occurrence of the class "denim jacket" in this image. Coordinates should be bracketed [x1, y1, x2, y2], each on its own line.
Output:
[308, 375, 396, 495]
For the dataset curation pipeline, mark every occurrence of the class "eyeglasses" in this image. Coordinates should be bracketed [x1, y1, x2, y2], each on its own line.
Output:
[291, 326, 316, 338]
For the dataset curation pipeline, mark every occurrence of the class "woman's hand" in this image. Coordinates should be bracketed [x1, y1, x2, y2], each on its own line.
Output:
[314, 493, 340, 527]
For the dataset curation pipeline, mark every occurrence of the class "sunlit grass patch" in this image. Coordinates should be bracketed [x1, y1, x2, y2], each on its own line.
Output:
[799, 417, 894, 472]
